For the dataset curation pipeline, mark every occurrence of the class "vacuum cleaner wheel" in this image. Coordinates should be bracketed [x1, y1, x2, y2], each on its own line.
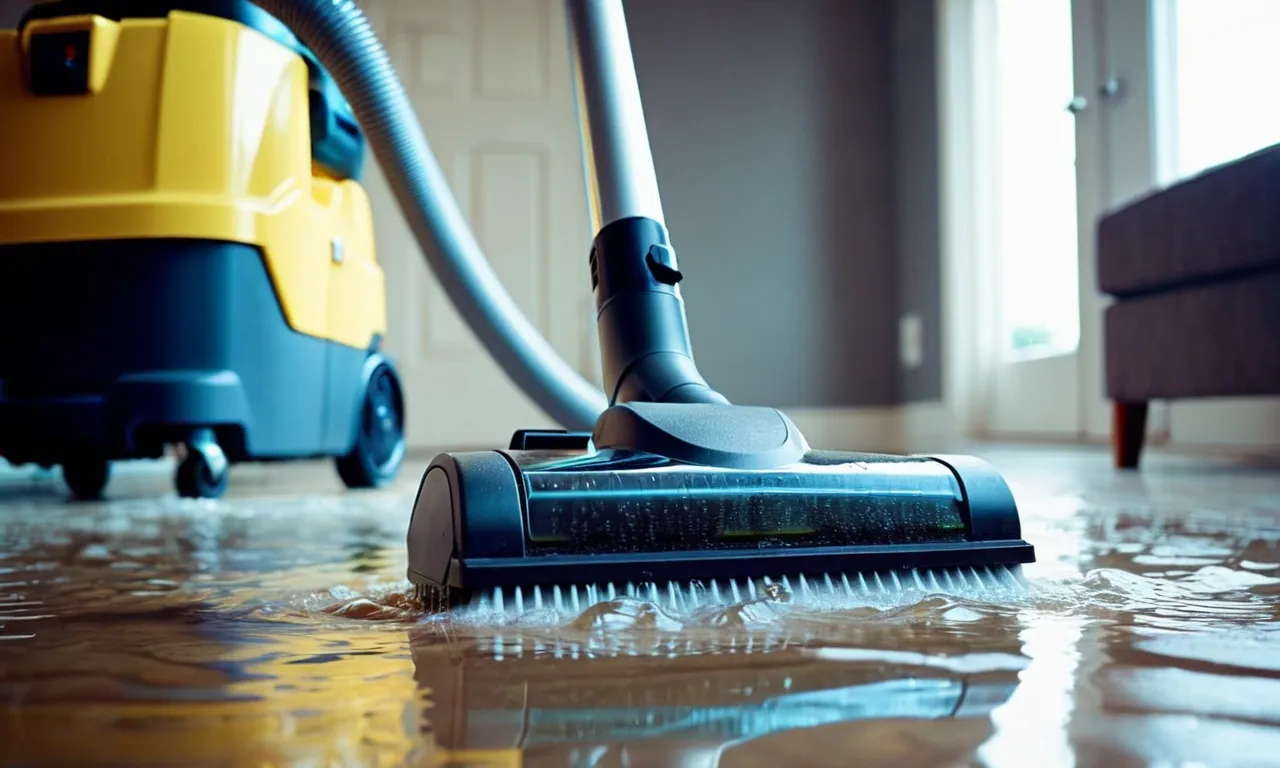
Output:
[336, 362, 406, 489]
[175, 429, 230, 500]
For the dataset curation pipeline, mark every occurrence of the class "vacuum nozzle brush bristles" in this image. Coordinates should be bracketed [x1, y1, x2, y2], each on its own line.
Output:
[412, 564, 1029, 620]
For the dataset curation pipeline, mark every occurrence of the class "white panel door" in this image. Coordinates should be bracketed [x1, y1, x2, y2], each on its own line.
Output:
[359, 0, 602, 451]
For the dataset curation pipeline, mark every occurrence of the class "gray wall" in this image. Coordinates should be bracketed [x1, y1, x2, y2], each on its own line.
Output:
[626, 0, 943, 407]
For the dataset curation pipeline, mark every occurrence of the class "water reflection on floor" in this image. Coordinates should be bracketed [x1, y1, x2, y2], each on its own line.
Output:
[1, 446, 1278, 767]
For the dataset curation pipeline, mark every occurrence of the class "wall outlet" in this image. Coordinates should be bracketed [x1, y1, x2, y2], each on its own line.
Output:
[899, 312, 924, 370]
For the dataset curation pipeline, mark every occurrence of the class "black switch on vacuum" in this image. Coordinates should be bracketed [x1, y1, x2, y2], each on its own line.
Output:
[29, 30, 91, 96]
[645, 244, 683, 285]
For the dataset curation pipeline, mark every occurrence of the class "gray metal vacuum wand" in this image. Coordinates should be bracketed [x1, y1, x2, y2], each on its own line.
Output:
[564, 0, 664, 234]
[565, 0, 809, 468]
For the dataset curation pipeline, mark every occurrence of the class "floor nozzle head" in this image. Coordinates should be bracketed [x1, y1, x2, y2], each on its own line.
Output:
[592, 401, 808, 469]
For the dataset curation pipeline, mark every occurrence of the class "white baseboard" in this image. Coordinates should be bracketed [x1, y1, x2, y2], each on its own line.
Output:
[1167, 398, 1280, 450]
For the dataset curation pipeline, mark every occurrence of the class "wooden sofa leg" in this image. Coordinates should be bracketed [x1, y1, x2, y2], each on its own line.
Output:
[1112, 401, 1149, 469]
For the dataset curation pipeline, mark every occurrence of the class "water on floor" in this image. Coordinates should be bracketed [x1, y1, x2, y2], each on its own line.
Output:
[1, 446, 1278, 767]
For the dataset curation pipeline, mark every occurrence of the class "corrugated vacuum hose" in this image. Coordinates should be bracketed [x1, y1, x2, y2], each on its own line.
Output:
[250, 0, 609, 431]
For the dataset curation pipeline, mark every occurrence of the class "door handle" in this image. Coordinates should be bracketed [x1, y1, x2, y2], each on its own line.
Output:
[1067, 77, 1122, 115]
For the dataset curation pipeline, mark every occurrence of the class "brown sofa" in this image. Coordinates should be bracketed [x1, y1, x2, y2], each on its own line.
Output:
[1097, 143, 1280, 468]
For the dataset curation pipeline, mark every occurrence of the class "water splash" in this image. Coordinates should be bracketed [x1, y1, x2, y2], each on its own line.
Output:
[420, 564, 1032, 628]
[1076, 564, 1280, 629]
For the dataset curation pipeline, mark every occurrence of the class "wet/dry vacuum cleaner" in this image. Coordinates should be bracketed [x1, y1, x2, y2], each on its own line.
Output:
[243, 0, 1033, 606]
[0, 0, 406, 500]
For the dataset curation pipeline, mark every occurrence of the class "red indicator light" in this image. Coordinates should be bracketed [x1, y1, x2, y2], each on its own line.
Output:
[64, 44, 77, 63]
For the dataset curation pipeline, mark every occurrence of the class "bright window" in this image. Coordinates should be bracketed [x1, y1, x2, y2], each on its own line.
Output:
[1166, 0, 1280, 181]
[993, 0, 1081, 361]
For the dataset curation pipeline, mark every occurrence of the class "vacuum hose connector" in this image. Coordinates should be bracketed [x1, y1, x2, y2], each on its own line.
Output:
[251, 0, 608, 431]
[590, 216, 728, 406]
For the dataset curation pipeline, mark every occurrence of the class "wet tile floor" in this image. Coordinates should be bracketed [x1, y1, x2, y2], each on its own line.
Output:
[1, 444, 1278, 767]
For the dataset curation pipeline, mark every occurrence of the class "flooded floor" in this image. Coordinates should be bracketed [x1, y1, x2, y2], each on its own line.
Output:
[1, 444, 1279, 767]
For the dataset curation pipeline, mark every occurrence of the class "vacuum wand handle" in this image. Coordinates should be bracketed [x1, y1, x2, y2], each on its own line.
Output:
[565, 0, 665, 233]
